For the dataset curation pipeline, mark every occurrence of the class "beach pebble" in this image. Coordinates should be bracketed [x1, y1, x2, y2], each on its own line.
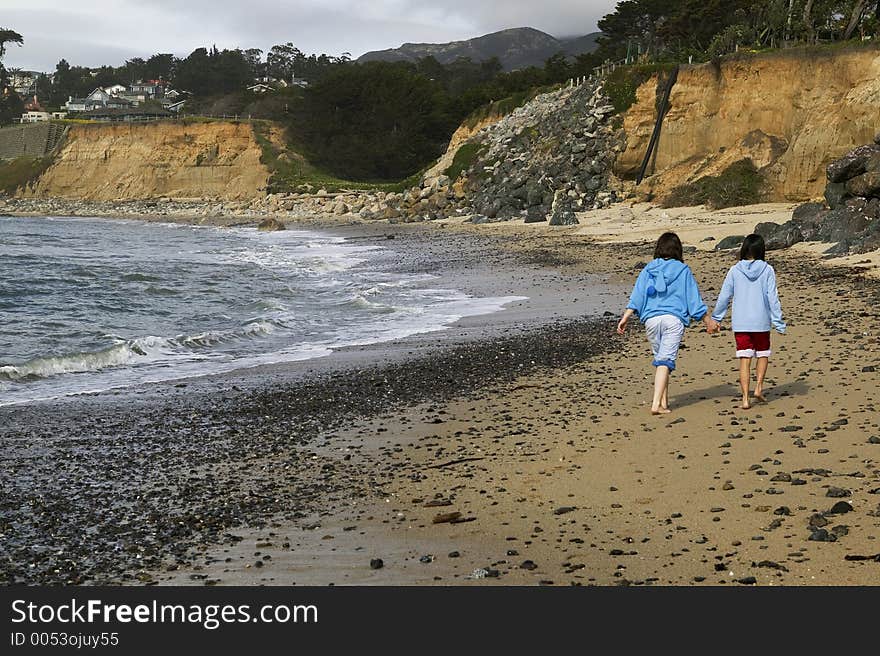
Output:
[808, 528, 836, 542]
[827, 501, 853, 514]
[826, 487, 850, 498]
[370, 559, 384, 570]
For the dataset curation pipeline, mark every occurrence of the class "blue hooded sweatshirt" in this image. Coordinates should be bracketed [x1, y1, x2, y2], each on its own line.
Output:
[711, 260, 785, 333]
[626, 258, 708, 326]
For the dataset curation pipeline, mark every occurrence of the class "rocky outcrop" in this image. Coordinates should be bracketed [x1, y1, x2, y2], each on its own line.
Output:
[21, 121, 270, 201]
[383, 79, 622, 224]
[756, 135, 880, 254]
[618, 48, 880, 202]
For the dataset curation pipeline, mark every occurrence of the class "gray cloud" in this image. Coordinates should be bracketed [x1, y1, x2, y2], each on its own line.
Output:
[3, 0, 617, 72]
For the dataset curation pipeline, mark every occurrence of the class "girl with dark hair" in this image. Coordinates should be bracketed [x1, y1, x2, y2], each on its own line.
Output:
[617, 232, 713, 415]
[708, 233, 785, 409]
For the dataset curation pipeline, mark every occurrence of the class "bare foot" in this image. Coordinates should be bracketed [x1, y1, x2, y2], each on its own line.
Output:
[754, 391, 766, 403]
[651, 407, 672, 415]
[740, 400, 752, 410]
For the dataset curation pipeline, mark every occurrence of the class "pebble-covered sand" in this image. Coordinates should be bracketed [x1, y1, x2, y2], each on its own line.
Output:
[162, 217, 880, 587]
[3, 209, 879, 586]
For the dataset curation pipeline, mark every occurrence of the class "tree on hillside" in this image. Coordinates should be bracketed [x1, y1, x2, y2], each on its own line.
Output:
[291, 61, 454, 180]
[174, 46, 252, 95]
[120, 57, 147, 83]
[0, 27, 24, 125]
[145, 53, 175, 81]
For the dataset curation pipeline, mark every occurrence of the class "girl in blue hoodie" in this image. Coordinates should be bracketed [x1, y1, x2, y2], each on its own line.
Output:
[617, 232, 712, 415]
[708, 234, 785, 409]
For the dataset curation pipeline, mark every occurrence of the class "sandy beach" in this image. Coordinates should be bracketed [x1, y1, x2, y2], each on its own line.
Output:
[3, 203, 879, 587]
[154, 203, 880, 587]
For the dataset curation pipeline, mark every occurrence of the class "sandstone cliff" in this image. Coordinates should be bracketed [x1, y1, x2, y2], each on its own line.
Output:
[23, 121, 270, 201]
[617, 47, 880, 202]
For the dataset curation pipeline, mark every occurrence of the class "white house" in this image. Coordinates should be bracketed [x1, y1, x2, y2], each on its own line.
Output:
[246, 83, 274, 94]
[20, 111, 50, 123]
[65, 96, 88, 111]
[104, 84, 127, 96]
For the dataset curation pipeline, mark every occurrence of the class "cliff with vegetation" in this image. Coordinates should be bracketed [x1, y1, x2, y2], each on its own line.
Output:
[21, 121, 269, 201]
[616, 46, 880, 203]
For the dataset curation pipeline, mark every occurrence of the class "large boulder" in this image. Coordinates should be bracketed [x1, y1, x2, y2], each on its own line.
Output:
[826, 144, 880, 183]
[845, 171, 880, 198]
[792, 202, 825, 221]
[714, 235, 745, 250]
[817, 207, 870, 243]
[824, 182, 851, 209]
[548, 189, 579, 226]
[754, 221, 780, 240]
[524, 206, 547, 223]
[766, 223, 805, 250]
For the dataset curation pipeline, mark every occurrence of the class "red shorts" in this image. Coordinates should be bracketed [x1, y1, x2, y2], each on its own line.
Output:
[735, 331, 771, 358]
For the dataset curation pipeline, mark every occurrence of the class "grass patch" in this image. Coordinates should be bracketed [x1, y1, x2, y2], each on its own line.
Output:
[0, 157, 54, 195]
[443, 142, 484, 181]
[604, 63, 677, 114]
[251, 122, 408, 194]
[662, 159, 767, 209]
[721, 37, 880, 63]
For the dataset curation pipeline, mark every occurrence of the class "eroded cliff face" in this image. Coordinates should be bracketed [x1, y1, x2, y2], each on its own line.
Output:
[617, 48, 880, 202]
[23, 121, 270, 201]
[423, 113, 505, 180]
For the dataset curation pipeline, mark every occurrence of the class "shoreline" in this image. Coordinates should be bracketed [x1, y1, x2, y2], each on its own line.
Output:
[3, 203, 880, 586]
[0, 220, 623, 585]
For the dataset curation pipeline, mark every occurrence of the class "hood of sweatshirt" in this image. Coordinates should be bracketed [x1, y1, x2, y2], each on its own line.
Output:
[644, 258, 688, 295]
[735, 259, 768, 281]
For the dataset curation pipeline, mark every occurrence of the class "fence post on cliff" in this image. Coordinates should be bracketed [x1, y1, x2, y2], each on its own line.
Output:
[636, 65, 680, 185]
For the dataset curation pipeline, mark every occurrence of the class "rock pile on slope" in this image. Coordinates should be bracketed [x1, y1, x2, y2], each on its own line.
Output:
[756, 136, 880, 254]
[393, 78, 624, 224]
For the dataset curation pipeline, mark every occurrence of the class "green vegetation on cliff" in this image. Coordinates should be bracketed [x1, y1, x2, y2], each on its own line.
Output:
[662, 159, 767, 209]
[0, 156, 54, 195]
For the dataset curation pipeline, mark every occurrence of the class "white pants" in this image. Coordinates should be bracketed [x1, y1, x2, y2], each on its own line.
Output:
[644, 314, 685, 371]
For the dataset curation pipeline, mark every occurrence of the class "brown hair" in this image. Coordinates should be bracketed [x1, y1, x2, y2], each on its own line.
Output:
[653, 232, 683, 262]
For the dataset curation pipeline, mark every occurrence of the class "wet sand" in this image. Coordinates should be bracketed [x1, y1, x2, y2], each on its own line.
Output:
[0, 222, 623, 585]
[4, 206, 879, 586]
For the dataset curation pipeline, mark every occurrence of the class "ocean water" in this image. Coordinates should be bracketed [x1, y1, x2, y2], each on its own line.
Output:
[0, 216, 525, 406]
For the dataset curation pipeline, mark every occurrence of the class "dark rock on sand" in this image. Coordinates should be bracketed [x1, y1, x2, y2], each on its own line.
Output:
[826, 487, 851, 498]
[370, 558, 384, 570]
[824, 183, 851, 209]
[827, 501, 853, 514]
[809, 513, 830, 527]
[826, 144, 880, 183]
[808, 528, 837, 542]
[846, 171, 880, 198]
[714, 235, 744, 250]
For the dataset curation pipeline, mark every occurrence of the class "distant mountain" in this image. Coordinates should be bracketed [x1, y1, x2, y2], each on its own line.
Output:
[357, 27, 602, 72]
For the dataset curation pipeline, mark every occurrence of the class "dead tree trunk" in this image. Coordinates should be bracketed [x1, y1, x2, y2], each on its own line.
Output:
[843, 0, 869, 40]
[803, 0, 815, 42]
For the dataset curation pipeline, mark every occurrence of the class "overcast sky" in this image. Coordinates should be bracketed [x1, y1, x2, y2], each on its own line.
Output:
[2, 0, 618, 72]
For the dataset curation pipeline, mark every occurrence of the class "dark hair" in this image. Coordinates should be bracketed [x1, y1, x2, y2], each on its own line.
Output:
[739, 233, 766, 261]
[653, 232, 683, 262]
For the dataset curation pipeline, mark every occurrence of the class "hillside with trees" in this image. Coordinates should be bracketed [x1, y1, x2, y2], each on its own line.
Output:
[2, 1, 879, 183]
